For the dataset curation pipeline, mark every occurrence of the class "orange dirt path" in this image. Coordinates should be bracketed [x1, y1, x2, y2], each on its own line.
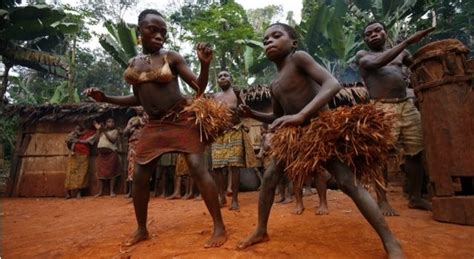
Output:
[2, 189, 474, 258]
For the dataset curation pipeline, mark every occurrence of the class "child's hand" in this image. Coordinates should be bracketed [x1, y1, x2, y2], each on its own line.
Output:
[238, 104, 252, 118]
[83, 87, 105, 102]
[270, 113, 305, 130]
[196, 42, 213, 65]
[93, 121, 102, 130]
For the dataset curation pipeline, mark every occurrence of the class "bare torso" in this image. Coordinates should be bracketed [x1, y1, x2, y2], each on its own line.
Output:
[359, 50, 410, 99]
[214, 89, 238, 109]
[214, 89, 240, 124]
[130, 51, 186, 118]
[271, 59, 328, 117]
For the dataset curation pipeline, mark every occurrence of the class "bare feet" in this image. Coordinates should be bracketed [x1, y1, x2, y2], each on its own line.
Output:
[194, 195, 203, 201]
[219, 196, 227, 207]
[122, 228, 149, 247]
[166, 192, 181, 200]
[204, 228, 227, 248]
[76, 191, 82, 199]
[275, 196, 285, 204]
[94, 192, 102, 198]
[378, 201, 400, 216]
[293, 204, 304, 215]
[65, 195, 71, 200]
[408, 198, 432, 211]
[303, 188, 313, 196]
[110, 192, 116, 197]
[384, 239, 405, 259]
[280, 197, 293, 204]
[315, 205, 329, 215]
[229, 201, 240, 212]
[182, 193, 195, 200]
[237, 231, 270, 249]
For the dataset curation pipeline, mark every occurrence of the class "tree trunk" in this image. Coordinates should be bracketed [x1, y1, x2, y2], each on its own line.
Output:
[219, 48, 227, 71]
[1, 62, 12, 106]
[67, 37, 77, 103]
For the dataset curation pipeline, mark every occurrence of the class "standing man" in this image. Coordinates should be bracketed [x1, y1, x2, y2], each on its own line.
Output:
[65, 122, 95, 199]
[211, 71, 257, 211]
[356, 21, 434, 213]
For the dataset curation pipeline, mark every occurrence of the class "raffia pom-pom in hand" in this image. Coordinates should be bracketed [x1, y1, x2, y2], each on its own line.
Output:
[182, 97, 234, 142]
[271, 103, 395, 187]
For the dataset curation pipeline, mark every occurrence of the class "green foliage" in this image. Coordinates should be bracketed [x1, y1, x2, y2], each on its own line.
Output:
[49, 81, 80, 104]
[99, 19, 138, 68]
[0, 4, 84, 103]
[0, 114, 18, 159]
[170, 0, 255, 89]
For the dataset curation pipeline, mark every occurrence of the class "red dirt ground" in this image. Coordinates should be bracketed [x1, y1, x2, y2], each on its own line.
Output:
[2, 188, 474, 258]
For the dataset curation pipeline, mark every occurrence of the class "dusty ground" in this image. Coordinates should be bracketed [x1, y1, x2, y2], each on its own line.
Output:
[2, 188, 474, 258]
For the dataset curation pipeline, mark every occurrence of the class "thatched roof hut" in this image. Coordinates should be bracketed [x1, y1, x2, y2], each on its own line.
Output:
[2, 102, 133, 197]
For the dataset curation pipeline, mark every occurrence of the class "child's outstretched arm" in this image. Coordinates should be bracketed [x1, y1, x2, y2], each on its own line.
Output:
[238, 97, 283, 124]
[174, 43, 213, 97]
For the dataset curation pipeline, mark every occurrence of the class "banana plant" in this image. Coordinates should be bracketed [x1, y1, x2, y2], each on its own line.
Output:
[0, 4, 80, 103]
[99, 19, 138, 69]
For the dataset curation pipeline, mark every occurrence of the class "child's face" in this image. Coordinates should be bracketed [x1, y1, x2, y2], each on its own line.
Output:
[106, 119, 115, 129]
[263, 26, 295, 60]
[139, 14, 167, 53]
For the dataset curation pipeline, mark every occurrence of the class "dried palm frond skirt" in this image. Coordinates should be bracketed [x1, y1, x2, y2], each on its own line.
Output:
[182, 97, 234, 142]
[271, 103, 395, 187]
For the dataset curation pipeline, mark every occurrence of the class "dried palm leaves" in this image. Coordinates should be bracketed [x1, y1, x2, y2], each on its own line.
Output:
[182, 97, 234, 142]
[271, 103, 394, 187]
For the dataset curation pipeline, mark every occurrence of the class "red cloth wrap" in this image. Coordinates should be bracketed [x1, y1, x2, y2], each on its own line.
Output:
[96, 148, 119, 179]
[135, 104, 205, 165]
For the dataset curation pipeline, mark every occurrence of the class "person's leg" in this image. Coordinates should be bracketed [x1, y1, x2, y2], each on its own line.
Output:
[406, 152, 431, 210]
[375, 167, 400, 216]
[75, 188, 82, 198]
[154, 166, 163, 197]
[226, 167, 232, 196]
[126, 181, 133, 198]
[275, 178, 285, 203]
[256, 167, 264, 190]
[212, 168, 226, 207]
[184, 153, 226, 248]
[65, 189, 72, 199]
[293, 184, 304, 215]
[281, 177, 293, 204]
[315, 169, 331, 215]
[237, 158, 284, 249]
[229, 167, 240, 211]
[123, 160, 156, 246]
[326, 159, 404, 258]
[303, 178, 314, 196]
[182, 175, 195, 200]
[94, 180, 103, 197]
[110, 177, 117, 197]
[167, 175, 182, 199]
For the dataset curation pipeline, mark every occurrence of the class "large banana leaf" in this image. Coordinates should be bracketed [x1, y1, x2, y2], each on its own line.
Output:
[99, 34, 128, 68]
[0, 43, 69, 78]
[116, 20, 138, 58]
[100, 19, 138, 69]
